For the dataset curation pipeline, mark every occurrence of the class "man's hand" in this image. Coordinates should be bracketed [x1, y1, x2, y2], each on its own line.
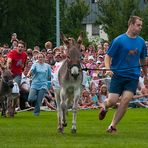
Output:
[105, 70, 114, 77]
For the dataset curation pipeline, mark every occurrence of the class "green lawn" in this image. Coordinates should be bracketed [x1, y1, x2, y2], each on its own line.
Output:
[0, 108, 148, 148]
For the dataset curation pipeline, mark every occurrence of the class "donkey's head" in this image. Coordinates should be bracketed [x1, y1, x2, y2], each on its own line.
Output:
[61, 32, 83, 80]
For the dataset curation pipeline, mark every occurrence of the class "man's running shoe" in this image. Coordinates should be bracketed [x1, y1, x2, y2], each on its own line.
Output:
[99, 108, 107, 120]
[106, 126, 117, 133]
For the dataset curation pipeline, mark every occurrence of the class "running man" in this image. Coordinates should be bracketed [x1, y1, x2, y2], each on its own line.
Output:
[99, 16, 148, 133]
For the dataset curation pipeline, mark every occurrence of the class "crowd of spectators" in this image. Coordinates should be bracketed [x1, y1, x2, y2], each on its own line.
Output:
[0, 33, 148, 115]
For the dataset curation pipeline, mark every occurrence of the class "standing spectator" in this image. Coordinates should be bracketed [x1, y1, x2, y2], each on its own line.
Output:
[26, 48, 33, 61]
[11, 39, 18, 50]
[33, 45, 40, 51]
[99, 16, 148, 133]
[80, 44, 86, 58]
[32, 49, 39, 63]
[51, 47, 65, 89]
[46, 49, 55, 65]
[10, 33, 18, 43]
[103, 42, 109, 53]
[27, 52, 51, 116]
[45, 41, 53, 51]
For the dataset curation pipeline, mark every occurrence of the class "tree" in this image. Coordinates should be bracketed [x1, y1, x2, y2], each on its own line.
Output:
[61, 0, 89, 44]
[140, 4, 148, 40]
[0, 0, 90, 48]
[0, 0, 56, 48]
[96, 0, 142, 41]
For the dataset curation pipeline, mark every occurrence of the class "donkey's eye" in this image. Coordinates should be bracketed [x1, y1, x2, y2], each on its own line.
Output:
[67, 56, 70, 59]
[4, 76, 8, 79]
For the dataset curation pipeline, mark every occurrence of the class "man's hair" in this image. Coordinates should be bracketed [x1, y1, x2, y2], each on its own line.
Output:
[18, 40, 26, 47]
[45, 41, 52, 49]
[128, 16, 142, 26]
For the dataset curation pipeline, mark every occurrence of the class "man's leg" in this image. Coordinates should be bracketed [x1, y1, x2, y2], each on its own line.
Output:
[99, 93, 119, 120]
[107, 91, 134, 132]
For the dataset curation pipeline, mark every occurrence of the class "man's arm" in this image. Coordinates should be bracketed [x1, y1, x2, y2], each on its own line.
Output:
[104, 54, 113, 76]
[6, 57, 12, 70]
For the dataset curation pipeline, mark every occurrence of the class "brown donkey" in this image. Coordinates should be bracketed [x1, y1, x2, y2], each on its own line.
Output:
[0, 65, 14, 117]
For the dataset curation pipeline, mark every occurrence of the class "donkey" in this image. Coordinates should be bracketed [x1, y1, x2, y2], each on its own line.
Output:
[0, 65, 14, 117]
[55, 32, 83, 133]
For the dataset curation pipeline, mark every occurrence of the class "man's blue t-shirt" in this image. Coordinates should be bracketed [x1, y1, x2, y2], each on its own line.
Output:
[107, 33, 147, 79]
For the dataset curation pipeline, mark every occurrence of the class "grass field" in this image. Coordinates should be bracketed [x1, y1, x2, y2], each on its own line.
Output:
[0, 108, 148, 148]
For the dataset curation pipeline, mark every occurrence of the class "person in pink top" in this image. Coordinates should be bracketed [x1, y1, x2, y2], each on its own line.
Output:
[86, 55, 97, 77]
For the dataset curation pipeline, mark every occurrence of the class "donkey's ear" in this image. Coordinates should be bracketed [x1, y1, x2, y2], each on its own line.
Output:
[77, 32, 83, 45]
[60, 32, 69, 46]
[0, 63, 6, 71]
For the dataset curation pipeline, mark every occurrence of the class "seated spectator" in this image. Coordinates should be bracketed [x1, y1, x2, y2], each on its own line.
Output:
[42, 93, 56, 111]
[19, 71, 32, 109]
[141, 80, 148, 98]
[129, 82, 148, 108]
[97, 44, 104, 55]
[81, 89, 93, 109]
[89, 72, 99, 94]
[98, 84, 108, 104]
[90, 88, 99, 109]
[86, 56, 97, 76]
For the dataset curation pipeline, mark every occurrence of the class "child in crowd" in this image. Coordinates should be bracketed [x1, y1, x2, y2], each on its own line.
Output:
[98, 84, 108, 104]
[81, 89, 93, 109]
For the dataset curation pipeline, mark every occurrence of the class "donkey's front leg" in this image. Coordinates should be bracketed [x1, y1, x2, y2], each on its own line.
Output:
[60, 88, 67, 128]
[54, 89, 63, 133]
[71, 89, 80, 134]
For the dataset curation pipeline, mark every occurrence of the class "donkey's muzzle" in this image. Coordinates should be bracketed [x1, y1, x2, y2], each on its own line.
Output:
[71, 73, 79, 80]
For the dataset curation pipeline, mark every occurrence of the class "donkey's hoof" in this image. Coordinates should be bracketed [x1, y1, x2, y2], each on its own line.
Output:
[62, 123, 67, 127]
[57, 127, 64, 134]
[71, 129, 77, 134]
[1, 114, 6, 118]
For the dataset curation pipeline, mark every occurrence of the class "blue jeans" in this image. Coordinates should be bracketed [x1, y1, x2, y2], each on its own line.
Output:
[28, 88, 47, 116]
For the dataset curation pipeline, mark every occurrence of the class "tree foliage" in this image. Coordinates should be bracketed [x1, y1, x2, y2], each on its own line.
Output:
[140, 4, 148, 40]
[96, 0, 148, 41]
[0, 0, 55, 48]
[61, 0, 89, 44]
[0, 0, 90, 48]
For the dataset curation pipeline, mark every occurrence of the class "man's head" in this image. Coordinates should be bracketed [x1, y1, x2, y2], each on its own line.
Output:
[53, 47, 63, 62]
[17, 40, 25, 54]
[128, 16, 142, 36]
